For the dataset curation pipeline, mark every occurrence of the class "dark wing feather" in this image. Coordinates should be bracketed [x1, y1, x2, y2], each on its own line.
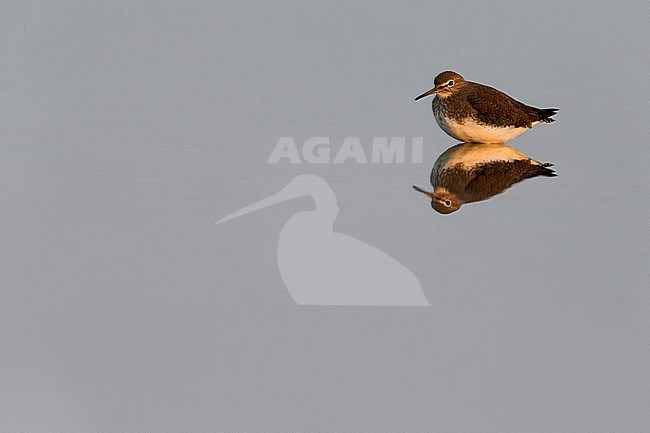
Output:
[463, 160, 555, 202]
[464, 83, 550, 128]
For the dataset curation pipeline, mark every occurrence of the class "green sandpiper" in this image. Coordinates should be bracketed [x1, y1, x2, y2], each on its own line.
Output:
[415, 71, 558, 143]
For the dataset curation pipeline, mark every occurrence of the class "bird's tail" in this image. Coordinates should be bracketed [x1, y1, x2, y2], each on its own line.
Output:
[538, 162, 557, 177]
[537, 108, 559, 123]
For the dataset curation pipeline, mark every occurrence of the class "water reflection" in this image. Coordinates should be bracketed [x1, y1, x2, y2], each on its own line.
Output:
[413, 142, 556, 214]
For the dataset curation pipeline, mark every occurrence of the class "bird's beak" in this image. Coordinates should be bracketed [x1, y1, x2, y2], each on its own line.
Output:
[412, 185, 433, 197]
[216, 184, 301, 224]
[414, 87, 438, 101]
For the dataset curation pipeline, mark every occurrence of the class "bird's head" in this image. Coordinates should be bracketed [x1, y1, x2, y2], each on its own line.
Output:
[415, 71, 465, 100]
[412, 185, 462, 214]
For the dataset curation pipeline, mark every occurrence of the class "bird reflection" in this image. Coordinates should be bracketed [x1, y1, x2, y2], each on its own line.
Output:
[413, 142, 556, 214]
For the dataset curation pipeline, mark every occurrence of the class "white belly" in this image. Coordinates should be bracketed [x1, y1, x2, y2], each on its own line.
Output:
[435, 114, 529, 143]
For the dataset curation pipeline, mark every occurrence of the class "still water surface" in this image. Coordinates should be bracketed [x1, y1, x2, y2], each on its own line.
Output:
[1, 2, 648, 432]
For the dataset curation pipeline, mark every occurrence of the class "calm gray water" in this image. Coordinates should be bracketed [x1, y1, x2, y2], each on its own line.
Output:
[2, 2, 648, 432]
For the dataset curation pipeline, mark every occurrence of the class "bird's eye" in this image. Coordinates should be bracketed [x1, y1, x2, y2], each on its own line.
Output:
[447, 80, 454, 87]
[444, 200, 452, 207]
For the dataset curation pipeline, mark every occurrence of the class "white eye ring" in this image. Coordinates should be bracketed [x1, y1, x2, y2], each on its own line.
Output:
[448, 80, 454, 87]
[444, 200, 452, 207]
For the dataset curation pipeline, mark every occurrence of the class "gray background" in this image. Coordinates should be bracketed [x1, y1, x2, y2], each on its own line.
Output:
[2, 1, 649, 431]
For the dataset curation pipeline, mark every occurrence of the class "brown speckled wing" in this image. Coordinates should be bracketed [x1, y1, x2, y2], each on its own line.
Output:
[463, 160, 548, 201]
[464, 84, 539, 128]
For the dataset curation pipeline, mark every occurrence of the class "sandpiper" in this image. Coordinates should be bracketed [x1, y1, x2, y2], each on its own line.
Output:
[413, 142, 556, 214]
[415, 71, 558, 143]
